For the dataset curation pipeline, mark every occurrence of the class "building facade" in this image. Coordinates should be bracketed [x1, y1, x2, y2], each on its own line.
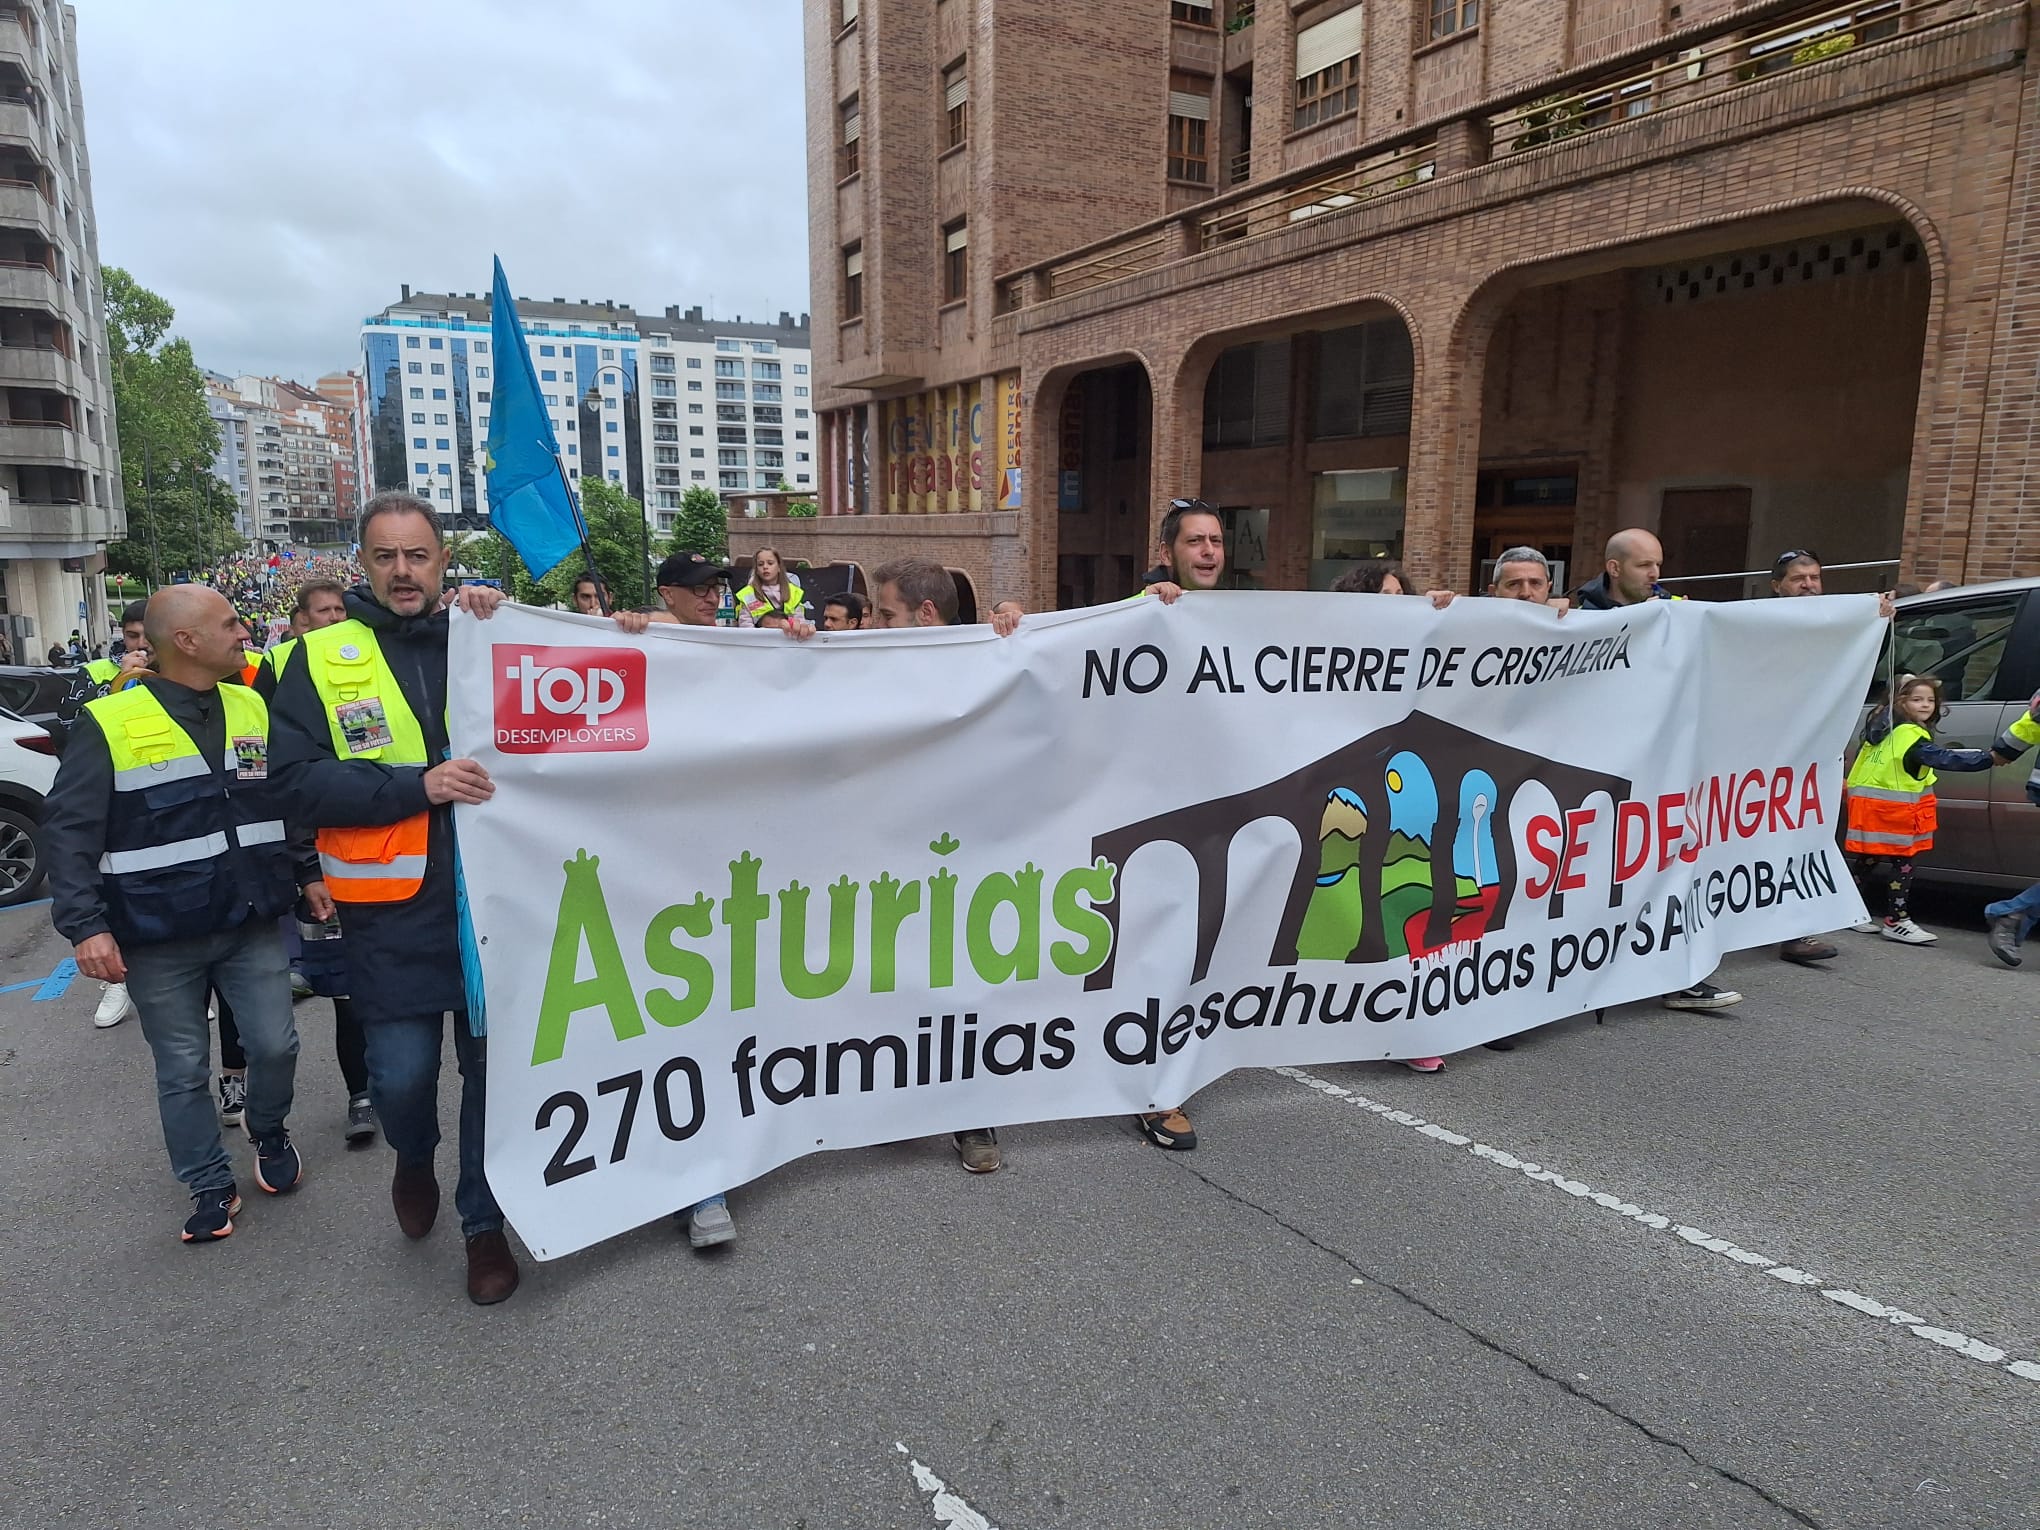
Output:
[800, 0, 2040, 609]
[359, 292, 814, 542]
[0, 0, 122, 661]
[206, 373, 361, 550]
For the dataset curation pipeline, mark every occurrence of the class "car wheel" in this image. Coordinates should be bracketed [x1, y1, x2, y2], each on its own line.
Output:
[0, 805, 44, 906]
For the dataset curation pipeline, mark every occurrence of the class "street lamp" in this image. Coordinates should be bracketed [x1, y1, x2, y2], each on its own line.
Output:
[584, 367, 649, 605]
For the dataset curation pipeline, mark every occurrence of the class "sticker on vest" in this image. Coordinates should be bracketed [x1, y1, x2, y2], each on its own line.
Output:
[335, 698, 394, 754]
[338, 643, 361, 660]
[232, 736, 268, 780]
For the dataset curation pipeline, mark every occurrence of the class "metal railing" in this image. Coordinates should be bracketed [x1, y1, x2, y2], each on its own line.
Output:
[1000, 0, 1993, 314]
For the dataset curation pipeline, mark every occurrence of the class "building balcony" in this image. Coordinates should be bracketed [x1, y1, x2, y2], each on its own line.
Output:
[0, 98, 42, 158]
[0, 417, 78, 462]
[0, 13, 32, 80]
[0, 342, 75, 391]
[0, 497, 119, 548]
[0, 178, 53, 238]
[0, 258, 58, 313]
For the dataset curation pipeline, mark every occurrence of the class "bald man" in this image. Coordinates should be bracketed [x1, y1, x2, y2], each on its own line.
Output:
[1572, 529, 1673, 610]
[44, 584, 321, 1244]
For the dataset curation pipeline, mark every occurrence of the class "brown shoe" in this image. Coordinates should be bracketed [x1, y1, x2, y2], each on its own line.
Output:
[391, 1159, 439, 1240]
[1779, 935, 1838, 966]
[465, 1229, 520, 1305]
[951, 1128, 1001, 1173]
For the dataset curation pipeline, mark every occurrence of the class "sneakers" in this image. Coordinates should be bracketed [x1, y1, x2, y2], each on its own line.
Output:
[216, 1071, 247, 1127]
[952, 1128, 1002, 1173]
[181, 1185, 241, 1244]
[344, 1094, 378, 1146]
[680, 1193, 735, 1249]
[1779, 935, 1838, 965]
[1849, 919, 1880, 934]
[391, 1159, 440, 1239]
[1881, 917, 1937, 946]
[1402, 1056, 1445, 1073]
[249, 1127, 302, 1195]
[1986, 913, 2024, 968]
[1135, 1108, 1197, 1151]
[289, 969, 313, 1000]
[464, 1229, 520, 1305]
[1662, 980, 1743, 1011]
[92, 981, 134, 1029]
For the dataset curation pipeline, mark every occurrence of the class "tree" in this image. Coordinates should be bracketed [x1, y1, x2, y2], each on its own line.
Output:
[101, 267, 238, 582]
[480, 476, 654, 609]
[667, 484, 728, 563]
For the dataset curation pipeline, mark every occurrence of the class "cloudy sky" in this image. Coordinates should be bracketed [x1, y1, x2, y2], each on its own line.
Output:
[78, 0, 811, 382]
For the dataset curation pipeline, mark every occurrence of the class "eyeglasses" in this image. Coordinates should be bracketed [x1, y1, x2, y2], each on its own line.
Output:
[1169, 497, 1215, 511]
[1773, 549, 1820, 573]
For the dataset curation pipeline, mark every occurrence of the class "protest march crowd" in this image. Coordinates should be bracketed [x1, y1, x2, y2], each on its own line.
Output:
[38, 489, 2040, 1305]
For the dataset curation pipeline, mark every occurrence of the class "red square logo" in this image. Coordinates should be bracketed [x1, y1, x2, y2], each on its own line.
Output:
[492, 646, 649, 754]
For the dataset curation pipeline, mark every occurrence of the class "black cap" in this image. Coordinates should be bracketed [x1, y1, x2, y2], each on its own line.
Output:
[655, 552, 730, 589]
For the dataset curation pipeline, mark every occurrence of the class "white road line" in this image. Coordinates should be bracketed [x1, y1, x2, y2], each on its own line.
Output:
[1273, 1065, 2038, 1385]
[896, 1442, 1000, 1530]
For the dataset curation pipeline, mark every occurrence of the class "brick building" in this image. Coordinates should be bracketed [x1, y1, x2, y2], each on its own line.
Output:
[797, 0, 2038, 608]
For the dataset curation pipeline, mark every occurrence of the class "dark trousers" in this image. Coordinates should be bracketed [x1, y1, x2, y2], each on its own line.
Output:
[1848, 851, 1915, 920]
[218, 993, 365, 1096]
[364, 1011, 500, 1238]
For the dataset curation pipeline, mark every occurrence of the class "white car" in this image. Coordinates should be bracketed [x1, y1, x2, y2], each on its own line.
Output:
[0, 704, 58, 904]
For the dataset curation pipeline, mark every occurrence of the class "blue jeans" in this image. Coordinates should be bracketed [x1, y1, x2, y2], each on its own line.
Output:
[363, 1010, 501, 1237]
[1985, 881, 2040, 938]
[126, 922, 299, 1196]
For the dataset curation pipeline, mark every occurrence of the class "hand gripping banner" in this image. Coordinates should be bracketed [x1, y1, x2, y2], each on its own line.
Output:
[451, 593, 1883, 1258]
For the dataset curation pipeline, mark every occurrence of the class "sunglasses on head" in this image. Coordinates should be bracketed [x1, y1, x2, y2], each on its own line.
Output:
[1773, 549, 1820, 573]
[1169, 497, 1216, 511]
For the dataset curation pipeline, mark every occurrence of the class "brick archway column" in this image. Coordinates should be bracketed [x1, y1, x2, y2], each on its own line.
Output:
[1401, 289, 1500, 594]
[1020, 370, 1068, 610]
[1146, 340, 1198, 552]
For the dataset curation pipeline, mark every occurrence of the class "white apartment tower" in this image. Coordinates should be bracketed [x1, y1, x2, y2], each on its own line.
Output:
[360, 288, 814, 540]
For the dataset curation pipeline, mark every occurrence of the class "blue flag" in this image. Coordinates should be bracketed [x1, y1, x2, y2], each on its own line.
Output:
[483, 256, 585, 578]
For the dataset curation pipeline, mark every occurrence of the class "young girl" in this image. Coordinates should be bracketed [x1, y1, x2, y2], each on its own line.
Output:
[733, 547, 805, 627]
[1844, 674, 1994, 944]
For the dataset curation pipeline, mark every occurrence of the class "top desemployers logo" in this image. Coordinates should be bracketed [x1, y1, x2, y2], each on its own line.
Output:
[494, 646, 649, 753]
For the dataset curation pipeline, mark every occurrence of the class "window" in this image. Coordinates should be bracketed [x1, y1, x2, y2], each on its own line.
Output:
[605, 396, 617, 409]
[436, 437, 450, 450]
[839, 95, 861, 178]
[429, 337, 444, 350]
[437, 463, 452, 475]
[720, 471, 748, 490]
[430, 362, 445, 375]
[406, 336, 420, 349]
[409, 388, 423, 400]
[605, 420, 619, 433]
[943, 62, 970, 149]
[715, 358, 744, 378]
[1203, 337, 1292, 449]
[476, 366, 490, 379]
[410, 412, 425, 424]
[757, 450, 784, 469]
[689, 403, 704, 414]
[432, 388, 447, 399]
[1294, 7, 1364, 128]
[607, 445, 620, 457]
[755, 383, 783, 402]
[717, 338, 741, 353]
[718, 427, 748, 445]
[540, 345, 555, 356]
[793, 363, 809, 375]
[796, 452, 811, 463]
[407, 361, 423, 374]
[719, 448, 747, 466]
[544, 395, 557, 407]
[1168, 81, 1211, 183]
[693, 471, 708, 481]
[477, 391, 490, 403]
[690, 426, 705, 436]
[1881, 597, 2022, 706]
[688, 380, 703, 392]
[541, 369, 557, 381]
[718, 382, 747, 401]
[434, 413, 449, 425]
[1312, 319, 1414, 438]
[754, 361, 781, 380]
[753, 341, 776, 353]
[412, 436, 427, 449]
[843, 245, 864, 319]
[943, 222, 968, 303]
[796, 409, 810, 419]
[602, 347, 615, 360]
[794, 386, 809, 397]
[1429, 0, 1477, 39]
[475, 341, 489, 353]
[687, 357, 702, 369]
[690, 447, 706, 458]
[1172, 0, 1215, 20]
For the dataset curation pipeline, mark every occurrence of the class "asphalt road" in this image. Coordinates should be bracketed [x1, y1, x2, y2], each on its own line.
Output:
[0, 888, 2033, 1530]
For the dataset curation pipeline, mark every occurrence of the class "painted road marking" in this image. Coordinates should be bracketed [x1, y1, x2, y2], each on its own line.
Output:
[895, 1443, 999, 1530]
[0, 959, 79, 1000]
[1274, 1065, 2038, 1386]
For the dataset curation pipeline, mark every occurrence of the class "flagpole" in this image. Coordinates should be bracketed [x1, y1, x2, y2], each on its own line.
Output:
[542, 440, 610, 616]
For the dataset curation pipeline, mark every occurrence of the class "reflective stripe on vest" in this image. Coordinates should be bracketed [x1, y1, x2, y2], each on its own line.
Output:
[301, 620, 433, 905]
[735, 576, 805, 620]
[1844, 721, 1936, 855]
[96, 815, 281, 874]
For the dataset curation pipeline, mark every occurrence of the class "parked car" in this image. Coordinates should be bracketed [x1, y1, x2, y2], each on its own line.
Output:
[1859, 576, 2040, 890]
[0, 663, 83, 745]
[0, 704, 59, 905]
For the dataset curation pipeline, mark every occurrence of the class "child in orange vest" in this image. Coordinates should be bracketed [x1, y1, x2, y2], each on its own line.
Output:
[1843, 674, 1994, 945]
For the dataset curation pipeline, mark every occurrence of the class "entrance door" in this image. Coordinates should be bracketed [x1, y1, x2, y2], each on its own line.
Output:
[1659, 487, 1752, 601]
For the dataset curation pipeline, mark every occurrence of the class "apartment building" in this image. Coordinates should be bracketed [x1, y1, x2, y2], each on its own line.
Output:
[207, 373, 360, 550]
[0, 0, 122, 660]
[800, 0, 2039, 608]
[359, 291, 813, 542]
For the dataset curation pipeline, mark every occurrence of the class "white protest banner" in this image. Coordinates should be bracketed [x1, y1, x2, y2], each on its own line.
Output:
[451, 593, 1883, 1259]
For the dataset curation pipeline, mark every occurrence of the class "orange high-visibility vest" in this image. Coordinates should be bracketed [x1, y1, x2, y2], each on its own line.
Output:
[1843, 721, 1937, 857]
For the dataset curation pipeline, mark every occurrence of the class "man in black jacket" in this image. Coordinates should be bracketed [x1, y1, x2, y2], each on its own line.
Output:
[45, 584, 313, 1242]
[268, 493, 518, 1304]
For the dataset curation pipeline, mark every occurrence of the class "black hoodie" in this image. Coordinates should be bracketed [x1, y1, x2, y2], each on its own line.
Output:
[269, 585, 465, 1019]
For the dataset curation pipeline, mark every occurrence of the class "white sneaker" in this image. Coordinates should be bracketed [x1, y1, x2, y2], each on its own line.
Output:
[1881, 918, 1937, 946]
[93, 981, 134, 1029]
[1849, 919, 1879, 934]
